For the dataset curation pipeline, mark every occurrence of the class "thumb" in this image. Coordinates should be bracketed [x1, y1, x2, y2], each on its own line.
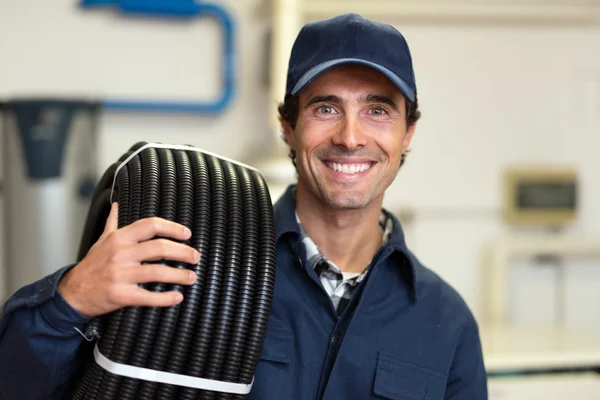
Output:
[100, 202, 119, 240]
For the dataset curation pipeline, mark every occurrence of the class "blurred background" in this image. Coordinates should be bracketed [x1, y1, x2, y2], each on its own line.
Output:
[0, 0, 599, 398]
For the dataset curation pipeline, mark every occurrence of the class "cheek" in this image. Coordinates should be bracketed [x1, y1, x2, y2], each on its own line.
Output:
[375, 133, 406, 163]
[294, 122, 333, 157]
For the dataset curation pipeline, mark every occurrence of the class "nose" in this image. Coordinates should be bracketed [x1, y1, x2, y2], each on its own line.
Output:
[331, 114, 367, 151]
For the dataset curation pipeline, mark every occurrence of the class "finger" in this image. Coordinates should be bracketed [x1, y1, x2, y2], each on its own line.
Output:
[123, 264, 197, 285]
[106, 202, 119, 232]
[126, 288, 184, 308]
[123, 239, 200, 265]
[120, 217, 192, 244]
[99, 202, 119, 242]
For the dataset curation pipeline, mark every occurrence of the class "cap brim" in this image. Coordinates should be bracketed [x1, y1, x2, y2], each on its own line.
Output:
[291, 58, 415, 103]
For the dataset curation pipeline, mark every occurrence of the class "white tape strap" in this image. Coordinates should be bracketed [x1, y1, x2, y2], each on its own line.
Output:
[93, 344, 254, 395]
[110, 142, 259, 203]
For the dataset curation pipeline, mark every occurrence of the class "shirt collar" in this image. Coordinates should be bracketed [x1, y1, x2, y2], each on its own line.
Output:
[273, 184, 419, 296]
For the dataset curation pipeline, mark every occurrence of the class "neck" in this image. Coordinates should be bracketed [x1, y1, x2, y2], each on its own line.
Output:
[295, 183, 384, 274]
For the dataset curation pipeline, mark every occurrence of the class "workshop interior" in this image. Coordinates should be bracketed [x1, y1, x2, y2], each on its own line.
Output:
[1, 0, 600, 399]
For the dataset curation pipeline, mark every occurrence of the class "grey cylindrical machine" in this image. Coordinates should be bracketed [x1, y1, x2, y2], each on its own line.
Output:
[2, 99, 99, 297]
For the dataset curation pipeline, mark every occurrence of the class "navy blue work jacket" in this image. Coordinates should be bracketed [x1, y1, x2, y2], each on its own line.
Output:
[0, 185, 487, 399]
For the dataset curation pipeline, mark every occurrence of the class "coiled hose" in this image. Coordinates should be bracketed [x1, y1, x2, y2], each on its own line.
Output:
[71, 142, 276, 400]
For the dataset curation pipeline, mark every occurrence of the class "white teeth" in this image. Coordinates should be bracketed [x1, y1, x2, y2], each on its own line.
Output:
[327, 162, 372, 174]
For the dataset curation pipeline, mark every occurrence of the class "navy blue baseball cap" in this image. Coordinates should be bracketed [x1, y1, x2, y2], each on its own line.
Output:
[286, 13, 417, 103]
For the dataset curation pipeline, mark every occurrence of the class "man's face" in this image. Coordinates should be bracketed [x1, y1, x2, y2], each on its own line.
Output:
[282, 65, 416, 210]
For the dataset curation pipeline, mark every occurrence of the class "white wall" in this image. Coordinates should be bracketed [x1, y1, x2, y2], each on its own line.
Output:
[0, 0, 273, 168]
[0, 0, 273, 302]
[381, 22, 600, 324]
[1, 0, 599, 330]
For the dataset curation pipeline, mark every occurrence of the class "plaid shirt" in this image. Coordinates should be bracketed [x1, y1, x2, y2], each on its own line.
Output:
[296, 212, 393, 316]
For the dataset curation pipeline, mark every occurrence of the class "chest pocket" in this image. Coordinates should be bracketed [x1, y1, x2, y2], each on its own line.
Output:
[371, 352, 447, 400]
[249, 321, 293, 400]
[259, 321, 292, 363]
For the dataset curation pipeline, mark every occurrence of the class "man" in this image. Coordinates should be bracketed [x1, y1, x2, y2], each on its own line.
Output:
[0, 13, 487, 399]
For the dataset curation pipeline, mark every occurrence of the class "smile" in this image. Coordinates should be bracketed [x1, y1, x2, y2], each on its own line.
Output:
[324, 161, 373, 175]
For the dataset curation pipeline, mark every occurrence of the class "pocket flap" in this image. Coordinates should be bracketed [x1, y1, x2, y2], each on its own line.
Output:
[373, 353, 447, 399]
[259, 321, 292, 364]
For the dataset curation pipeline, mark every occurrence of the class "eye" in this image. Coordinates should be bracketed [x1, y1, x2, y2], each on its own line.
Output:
[369, 106, 388, 116]
[317, 105, 336, 115]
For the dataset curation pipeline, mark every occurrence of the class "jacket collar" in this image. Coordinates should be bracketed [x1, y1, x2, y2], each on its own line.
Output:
[273, 184, 419, 297]
[274, 185, 302, 243]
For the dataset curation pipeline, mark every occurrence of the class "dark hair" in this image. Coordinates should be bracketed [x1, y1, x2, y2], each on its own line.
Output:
[278, 95, 421, 168]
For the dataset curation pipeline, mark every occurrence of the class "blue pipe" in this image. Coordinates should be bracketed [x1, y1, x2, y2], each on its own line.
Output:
[79, 0, 236, 114]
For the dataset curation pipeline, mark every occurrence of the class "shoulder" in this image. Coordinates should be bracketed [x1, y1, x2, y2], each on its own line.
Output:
[403, 249, 478, 331]
[383, 209, 478, 331]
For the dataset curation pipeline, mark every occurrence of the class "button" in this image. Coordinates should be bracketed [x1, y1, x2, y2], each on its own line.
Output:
[331, 333, 340, 348]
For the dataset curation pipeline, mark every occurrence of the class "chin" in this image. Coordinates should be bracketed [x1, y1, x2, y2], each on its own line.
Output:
[322, 191, 372, 210]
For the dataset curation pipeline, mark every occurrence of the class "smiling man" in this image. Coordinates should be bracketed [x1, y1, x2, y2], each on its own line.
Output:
[0, 13, 487, 400]
[258, 13, 488, 399]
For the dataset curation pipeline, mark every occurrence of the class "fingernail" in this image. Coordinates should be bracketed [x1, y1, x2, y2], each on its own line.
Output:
[189, 271, 197, 282]
[183, 227, 192, 237]
[174, 292, 184, 303]
[194, 250, 201, 262]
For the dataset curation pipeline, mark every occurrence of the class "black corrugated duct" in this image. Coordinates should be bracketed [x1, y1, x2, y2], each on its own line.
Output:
[71, 143, 276, 400]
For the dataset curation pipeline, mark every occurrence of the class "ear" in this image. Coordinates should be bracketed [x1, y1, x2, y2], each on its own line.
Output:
[402, 122, 417, 154]
[279, 115, 295, 150]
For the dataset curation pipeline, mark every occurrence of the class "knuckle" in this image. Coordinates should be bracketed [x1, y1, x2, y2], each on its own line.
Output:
[106, 265, 121, 282]
[106, 287, 122, 305]
[107, 248, 121, 265]
[106, 230, 121, 243]
[148, 265, 163, 282]
[158, 240, 171, 257]
[149, 218, 162, 234]
[158, 293, 173, 306]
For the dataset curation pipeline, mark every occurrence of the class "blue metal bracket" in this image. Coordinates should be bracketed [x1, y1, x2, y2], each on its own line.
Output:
[79, 0, 236, 114]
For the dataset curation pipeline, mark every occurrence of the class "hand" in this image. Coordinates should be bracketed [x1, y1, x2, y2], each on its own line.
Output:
[58, 202, 200, 318]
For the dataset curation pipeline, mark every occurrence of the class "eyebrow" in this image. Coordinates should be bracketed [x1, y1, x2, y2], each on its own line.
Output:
[303, 95, 341, 109]
[363, 94, 399, 111]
